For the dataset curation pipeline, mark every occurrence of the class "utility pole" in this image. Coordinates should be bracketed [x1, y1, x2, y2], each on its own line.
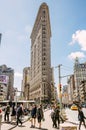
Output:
[58, 64, 62, 112]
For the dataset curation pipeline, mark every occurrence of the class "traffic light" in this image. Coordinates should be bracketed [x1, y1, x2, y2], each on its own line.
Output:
[59, 84, 62, 91]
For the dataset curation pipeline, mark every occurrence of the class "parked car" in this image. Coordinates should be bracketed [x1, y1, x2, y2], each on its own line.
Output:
[71, 104, 78, 110]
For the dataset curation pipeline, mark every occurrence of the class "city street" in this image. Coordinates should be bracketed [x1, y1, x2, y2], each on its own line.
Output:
[1, 108, 86, 130]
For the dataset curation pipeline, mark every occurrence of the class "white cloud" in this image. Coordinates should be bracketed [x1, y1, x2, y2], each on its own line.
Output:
[14, 72, 22, 77]
[69, 30, 86, 51]
[17, 25, 32, 43]
[68, 51, 85, 60]
[25, 25, 32, 34]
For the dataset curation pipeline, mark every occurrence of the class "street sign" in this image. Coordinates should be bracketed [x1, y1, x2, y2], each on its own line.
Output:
[0, 75, 9, 84]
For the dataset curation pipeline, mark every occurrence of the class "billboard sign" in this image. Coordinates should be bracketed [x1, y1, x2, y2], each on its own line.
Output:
[0, 75, 9, 84]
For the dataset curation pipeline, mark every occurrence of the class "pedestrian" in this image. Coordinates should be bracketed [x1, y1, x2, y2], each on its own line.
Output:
[30, 104, 37, 128]
[78, 107, 86, 130]
[54, 104, 60, 129]
[11, 104, 16, 122]
[37, 104, 44, 129]
[4, 104, 10, 122]
[50, 105, 56, 128]
[16, 104, 23, 126]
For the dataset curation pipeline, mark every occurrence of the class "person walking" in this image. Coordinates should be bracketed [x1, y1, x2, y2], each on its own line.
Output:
[50, 105, 56, 128]
[16, 104, 23, 126]
[78, 107, 86, 130]
[54, 104, 60, 129]
[37, 104, 44, 129]
[30, 104, 37, 128]
[4, 105, 10, 122]
[11, 104, 16, 122]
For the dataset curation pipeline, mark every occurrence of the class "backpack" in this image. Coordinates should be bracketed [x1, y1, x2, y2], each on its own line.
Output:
[37, 108, 43, 118]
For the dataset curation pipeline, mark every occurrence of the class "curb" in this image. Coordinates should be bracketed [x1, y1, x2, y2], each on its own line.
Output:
[66, 121, 78, 125]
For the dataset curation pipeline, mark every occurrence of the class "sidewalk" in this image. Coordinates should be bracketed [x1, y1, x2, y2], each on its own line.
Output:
[1, 109, 53, 130]
[1, 109, 86, 130]
[65, 108, 86, 125]
[1, 114, 29, 130]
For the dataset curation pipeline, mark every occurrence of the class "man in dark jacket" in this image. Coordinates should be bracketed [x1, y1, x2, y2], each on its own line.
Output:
[4, 105, 10, 122]
[16, 104, 23, 126]
[54, 104, 60, 129]
[78, 107, 86, 130]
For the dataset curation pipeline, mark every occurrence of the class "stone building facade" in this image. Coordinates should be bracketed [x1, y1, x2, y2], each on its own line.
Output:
[22, 67, 30, 100]
[30, 3, 52, 103]
[0, 64, 14, 100]
[74, 58, 86, 102]
[67, 75, 75, 104]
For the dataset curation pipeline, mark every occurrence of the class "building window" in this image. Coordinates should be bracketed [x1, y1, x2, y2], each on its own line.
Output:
[43, 10, 46, 14]
[42, 48, 46, 51]
[42, 68, 46, 71]
[43, 53, 46, 56]
[42, 43, 46, 47]
[43, 31, 46, 34]
[42, 34, 46, 38]
[43, 57, 46, 60]
[42, 62, 46, 65]
[42, 27, 46, 31]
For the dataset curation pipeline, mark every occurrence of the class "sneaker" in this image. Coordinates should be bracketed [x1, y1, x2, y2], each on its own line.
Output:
[30, 125, 34, 128]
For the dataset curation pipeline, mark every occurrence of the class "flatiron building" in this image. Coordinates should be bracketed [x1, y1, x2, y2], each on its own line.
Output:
[30, 3, 52, 103]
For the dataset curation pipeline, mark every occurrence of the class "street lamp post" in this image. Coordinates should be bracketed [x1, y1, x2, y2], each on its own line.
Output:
[58, 64, 62, 113]
[15, 89, 18, 108]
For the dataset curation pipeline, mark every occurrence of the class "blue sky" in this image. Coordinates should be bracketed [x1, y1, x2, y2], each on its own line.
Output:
[0, 0, 86, 90]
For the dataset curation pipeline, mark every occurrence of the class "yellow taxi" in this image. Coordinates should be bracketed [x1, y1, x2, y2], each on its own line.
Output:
[71, 104, 78, 110]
